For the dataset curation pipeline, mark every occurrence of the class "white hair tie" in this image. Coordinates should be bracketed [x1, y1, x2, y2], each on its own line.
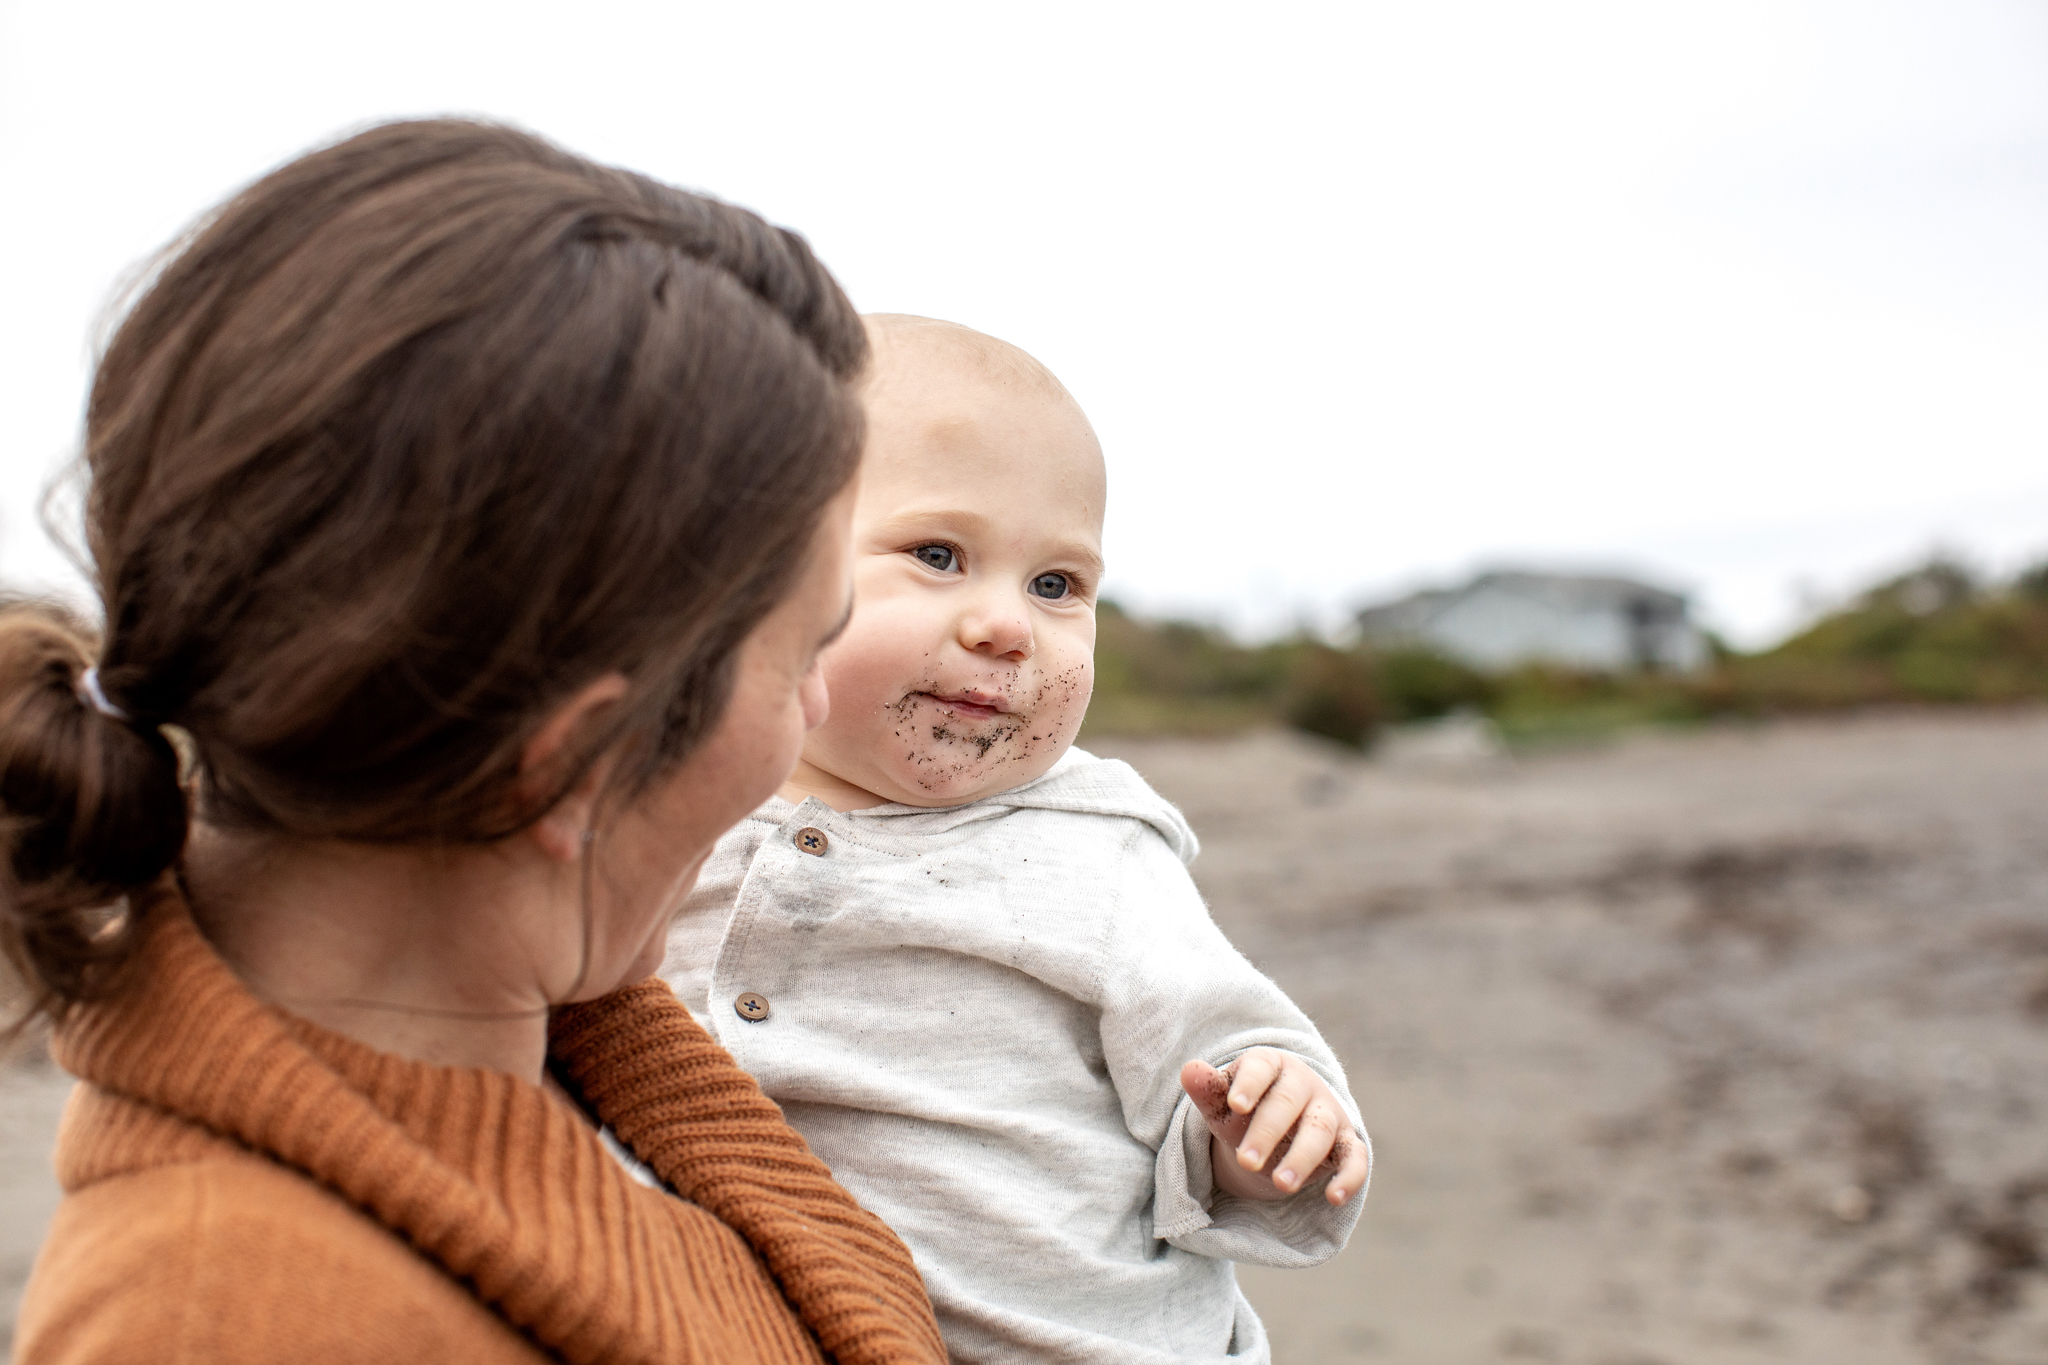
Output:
[77, 667, 132, 723]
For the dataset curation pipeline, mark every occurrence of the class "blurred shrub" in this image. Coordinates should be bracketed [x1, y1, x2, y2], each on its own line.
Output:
[1091, 601, 1284, 702]
[1476, 663, 1698, 746]
[1082, 602, 1287, 739]
[1731, 558, 2048, 708]
[1279, 642, 1381, 748]
[1859, 557, 1976, 617]
[1375, 647, 1493, 722]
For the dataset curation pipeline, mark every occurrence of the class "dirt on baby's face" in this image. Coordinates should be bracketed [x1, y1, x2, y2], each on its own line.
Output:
[858, 657, 1095, 802]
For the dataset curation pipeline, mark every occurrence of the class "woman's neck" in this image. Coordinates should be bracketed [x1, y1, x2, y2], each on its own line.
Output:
[179, 824, 577, 1082]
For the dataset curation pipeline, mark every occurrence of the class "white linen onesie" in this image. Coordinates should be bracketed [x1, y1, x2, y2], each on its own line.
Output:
[660, 747, 1366, 1364]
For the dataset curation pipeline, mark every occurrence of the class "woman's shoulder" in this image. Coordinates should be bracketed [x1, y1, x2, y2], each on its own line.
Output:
[20, 1125, 538, 1363]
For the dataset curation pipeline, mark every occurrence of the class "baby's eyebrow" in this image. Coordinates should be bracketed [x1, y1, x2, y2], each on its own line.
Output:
[1058, 542, 1107, 581]
[868, 507, 994, 541]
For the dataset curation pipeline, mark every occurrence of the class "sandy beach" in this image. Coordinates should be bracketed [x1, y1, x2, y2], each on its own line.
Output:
[5, 709, 2046, 1363]
[1104, 710, 2048, 1364]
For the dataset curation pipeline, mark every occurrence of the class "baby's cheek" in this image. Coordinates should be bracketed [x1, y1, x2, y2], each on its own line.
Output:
[1029, 660, 1093, 747]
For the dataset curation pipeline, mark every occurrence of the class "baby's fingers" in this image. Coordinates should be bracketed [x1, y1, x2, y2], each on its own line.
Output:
[1224, 1048, 1286, 1117]
[1267, 1095, 1346, 1194]
[1325, 1128, 1371, 1206]
[1234, 1058, 1314, 1173]
[1180, 1060, 1250, 1148]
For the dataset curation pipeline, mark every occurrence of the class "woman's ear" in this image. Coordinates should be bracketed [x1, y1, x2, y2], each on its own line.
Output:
[519, 673, 630, 862]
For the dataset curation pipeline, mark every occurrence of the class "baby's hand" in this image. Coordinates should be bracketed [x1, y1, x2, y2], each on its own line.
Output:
[1180, 1049, 1368, 1206]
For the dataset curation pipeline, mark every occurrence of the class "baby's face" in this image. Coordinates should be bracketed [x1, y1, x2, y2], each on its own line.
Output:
[790, 347, 1105, 809]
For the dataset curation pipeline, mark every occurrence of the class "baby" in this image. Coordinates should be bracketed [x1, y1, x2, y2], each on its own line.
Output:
[661, 316, 1367, 1363]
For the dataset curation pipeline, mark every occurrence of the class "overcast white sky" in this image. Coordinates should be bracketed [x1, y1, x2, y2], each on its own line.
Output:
[2, 1, 2044, 645]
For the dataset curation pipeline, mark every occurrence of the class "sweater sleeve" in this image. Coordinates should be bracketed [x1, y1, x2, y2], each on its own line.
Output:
[1094, 821, 1368, 1267]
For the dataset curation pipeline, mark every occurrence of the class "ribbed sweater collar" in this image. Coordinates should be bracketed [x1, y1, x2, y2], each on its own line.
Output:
[51, 885, 943, 1365]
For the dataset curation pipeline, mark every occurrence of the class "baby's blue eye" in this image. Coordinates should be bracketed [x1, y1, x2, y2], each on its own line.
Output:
[912, 544, 957, 572]
[1030, 573, 1070, 601]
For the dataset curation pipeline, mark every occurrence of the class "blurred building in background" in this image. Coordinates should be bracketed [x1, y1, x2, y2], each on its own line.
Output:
[1355, 571, 1711, 673]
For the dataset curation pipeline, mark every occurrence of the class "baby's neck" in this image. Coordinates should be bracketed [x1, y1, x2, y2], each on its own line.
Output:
[779, 759, 889, 812]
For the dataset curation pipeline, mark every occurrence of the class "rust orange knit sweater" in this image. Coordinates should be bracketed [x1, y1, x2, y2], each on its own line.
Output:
[17, 887, 946, 1364]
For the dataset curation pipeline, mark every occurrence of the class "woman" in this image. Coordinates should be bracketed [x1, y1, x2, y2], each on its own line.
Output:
[1, 120, 944, 1364]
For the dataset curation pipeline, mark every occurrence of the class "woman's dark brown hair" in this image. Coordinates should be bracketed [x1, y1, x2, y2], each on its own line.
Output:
[0, 119, 867, 1028]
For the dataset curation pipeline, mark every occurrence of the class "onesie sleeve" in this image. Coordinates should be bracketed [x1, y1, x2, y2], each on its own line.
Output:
[1094, 821, 1368, 1267]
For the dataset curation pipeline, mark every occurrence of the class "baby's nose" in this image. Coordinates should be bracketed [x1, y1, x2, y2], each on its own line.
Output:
[960, 604, 1034, 661]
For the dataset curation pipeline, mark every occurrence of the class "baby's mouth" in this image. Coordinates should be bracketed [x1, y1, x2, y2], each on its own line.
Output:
[917, 690, 1010, 722]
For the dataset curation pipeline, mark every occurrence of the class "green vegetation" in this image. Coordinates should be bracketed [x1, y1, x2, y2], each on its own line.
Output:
[1082, 603, 1493, 747]
[1718, 558, 2048, 713]
[1079, 558, 2048, 750]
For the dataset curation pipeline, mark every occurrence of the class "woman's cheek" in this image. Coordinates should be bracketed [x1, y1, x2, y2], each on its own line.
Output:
[799, 665, 830, 732]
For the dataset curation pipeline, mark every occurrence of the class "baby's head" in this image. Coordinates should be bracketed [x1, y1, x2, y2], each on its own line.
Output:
[784, 315, 1105, 810]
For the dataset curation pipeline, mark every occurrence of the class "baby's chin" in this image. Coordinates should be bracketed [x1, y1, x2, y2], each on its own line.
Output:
[873, 737, 1070, 809]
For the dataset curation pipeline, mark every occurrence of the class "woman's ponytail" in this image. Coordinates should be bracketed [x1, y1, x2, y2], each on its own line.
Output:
[0, 602, 187, 1031]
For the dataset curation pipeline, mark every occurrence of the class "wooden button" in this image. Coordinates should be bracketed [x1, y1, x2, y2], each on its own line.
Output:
[794, 826, 829, 856]
[734, 992, 770, 1023]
